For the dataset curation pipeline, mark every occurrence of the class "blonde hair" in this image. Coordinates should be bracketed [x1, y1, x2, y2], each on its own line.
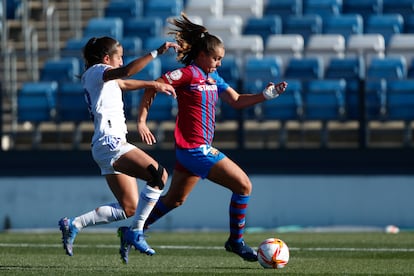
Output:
[168, 13, 223, 66]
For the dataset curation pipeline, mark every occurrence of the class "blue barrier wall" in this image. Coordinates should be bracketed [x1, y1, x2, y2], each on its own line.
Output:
[1, 175, 413, 230]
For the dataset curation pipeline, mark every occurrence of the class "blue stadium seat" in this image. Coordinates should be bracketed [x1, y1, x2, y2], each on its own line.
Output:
[17, 81, 58, 124]
[304, 79, 346, 121]
[366, 56, 407, 80]
[386, 79, 414, 146]
[284, 57, 324, 80]
[259, 79, 303, 147]
[123, 17, 163, 45]
[120, 37, 142, 56]
[6, 0, 21, 19]
[283, 15, 323, 45]
[243, 56, 282, 93]
[61, 37, 90, 58]
[263, 0, 302, 22]
[323, 14, 363, 42]
[56, 82, 89, 123]
[325, 57, 365, 120]
[260, 79, 303, 121]
[104, 0, 143, 18]
[144, 37, 182, 73]
[144, 0, 183, 25]
[217, 55, 240, 90]
[364, 78, 387, 121]
[303, 0, 342, 18]
[40, 57, 80, 84]
[342, 0, 383, 22]
[83, 17, 123, 40]
[386, 80, 414, 121]
[382, 0, 414, 23]
[122, 57, 162, 118]
[243, 16, 282, 45]
[147, 93, 177, 122]
[365, 14, 404, 46]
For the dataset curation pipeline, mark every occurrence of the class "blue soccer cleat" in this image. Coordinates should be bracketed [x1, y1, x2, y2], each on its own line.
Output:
[225, 239, 258, 262]
[58, 217, 79, 256]
[117, 226, 132, 264]
[125, 229, 155, 256]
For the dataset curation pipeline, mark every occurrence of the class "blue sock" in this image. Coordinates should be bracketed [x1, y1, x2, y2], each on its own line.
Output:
[144, 199, 173, 230]
[229, 193, 250, 243]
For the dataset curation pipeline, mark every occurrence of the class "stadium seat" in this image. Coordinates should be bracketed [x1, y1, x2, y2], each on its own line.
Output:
[144, 0, 183, 25]
[224, 35, 264, 69]
[242, 56, 283, 93]
[40, 57, 80, 84]
[260, 79, 303, 121]
[325, 57, 365, 120]
[120, 37, 142, 56]
[61, 37, 90, 58]
[259, 79, 303, 147]
[386, 34, 414, 64]
[303, 0, 342, 18]
[364, 78, 387, 121]
[323, 14, 363, 42]
[143, 37, 181, 74]
[223, 0, 263, 22]
[17, 81, 58, 147]
[346, 34, 385, 65]
[204, 15, 243, 43]
[123, 17, 163, 45]
[56, 82, 90, 148]
[264, 0, 302, 22]
[122, 57, 162, 117]
[386, 80, 414, 120]
[304, 79, 346, 121]
[284, 57, 324, 80]
[265, 34, 304, 72]
[56, 82, 89, 123]
[104, 0, 143, 18]
[83, 17, 123, 41]
[283, 15, 323, 45]
[382, 0, 414, 23]
[17, 81, 58, 123]
[342, 0, 383, 22]
[217, 55, 240, 90]
[304, 79, 347, 146]
[147, 93, 177, 122]
[366, 56, 407, 80]
[184, 0, 223, 21]
[365, 14, 404, 46]
[243, 16, 282, 45]
[305, 34, 346, 69]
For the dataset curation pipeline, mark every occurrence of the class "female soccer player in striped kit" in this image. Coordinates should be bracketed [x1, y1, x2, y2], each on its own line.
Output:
[137, 14, 287, 262]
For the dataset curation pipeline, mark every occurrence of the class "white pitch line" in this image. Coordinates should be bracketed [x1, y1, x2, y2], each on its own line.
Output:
[0, 243, 414, 252]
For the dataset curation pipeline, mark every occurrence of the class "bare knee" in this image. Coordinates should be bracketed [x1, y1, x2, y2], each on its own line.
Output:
[162, 196, 186, 209]
[122, 204, 137, 217]
[235, 178, 252, 195]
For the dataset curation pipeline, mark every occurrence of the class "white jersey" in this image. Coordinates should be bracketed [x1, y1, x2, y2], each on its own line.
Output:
[81, 64, 128, 145]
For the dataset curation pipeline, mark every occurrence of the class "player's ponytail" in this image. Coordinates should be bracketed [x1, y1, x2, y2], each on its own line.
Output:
[168, 13, 223, 66]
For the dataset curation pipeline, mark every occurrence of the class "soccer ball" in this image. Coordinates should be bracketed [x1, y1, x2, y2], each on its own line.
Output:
[257, 238, 289, 269]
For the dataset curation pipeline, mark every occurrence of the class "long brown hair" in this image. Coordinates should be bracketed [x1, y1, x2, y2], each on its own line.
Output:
[82, 36, 120, 70]
[168, 13, 224, 66]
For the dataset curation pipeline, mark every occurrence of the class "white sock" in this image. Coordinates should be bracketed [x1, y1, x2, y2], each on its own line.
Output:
[72, 202, 127, 229]
[131, 185, 162, 231]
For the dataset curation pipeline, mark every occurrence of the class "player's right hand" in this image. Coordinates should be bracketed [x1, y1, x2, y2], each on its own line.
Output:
[137, 122, 156, 145]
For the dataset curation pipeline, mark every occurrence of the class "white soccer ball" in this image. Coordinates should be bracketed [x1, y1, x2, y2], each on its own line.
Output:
[257, 238, 290, 269]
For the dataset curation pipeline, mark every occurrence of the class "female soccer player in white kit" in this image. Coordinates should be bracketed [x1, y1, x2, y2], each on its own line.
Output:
[58, 36, 178, 264]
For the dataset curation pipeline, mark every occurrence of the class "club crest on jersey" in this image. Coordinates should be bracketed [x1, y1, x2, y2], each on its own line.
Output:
[169, 69, 183, 81]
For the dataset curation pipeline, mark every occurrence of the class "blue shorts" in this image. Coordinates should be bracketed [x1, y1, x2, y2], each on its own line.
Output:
[175, 145, 226, 178]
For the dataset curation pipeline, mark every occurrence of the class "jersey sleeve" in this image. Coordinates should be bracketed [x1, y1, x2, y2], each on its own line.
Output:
[162, 67, 192, 87]
[212, 71, 229, 94]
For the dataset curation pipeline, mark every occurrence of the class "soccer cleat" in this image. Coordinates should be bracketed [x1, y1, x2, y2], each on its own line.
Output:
[58, 217, 79, 256]
[225, 239, 258, 262]
[125, 229, 155, 255]
[117, 226, 132, 264]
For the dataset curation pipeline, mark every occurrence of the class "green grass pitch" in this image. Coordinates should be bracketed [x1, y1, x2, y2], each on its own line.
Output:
[1, 230, 414, 275]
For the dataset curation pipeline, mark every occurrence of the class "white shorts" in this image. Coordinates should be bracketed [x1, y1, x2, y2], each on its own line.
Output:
[92, 135, 136, 175]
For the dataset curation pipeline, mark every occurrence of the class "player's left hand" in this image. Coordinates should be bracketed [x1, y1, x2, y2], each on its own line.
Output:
[138, 122, 157, 145]
[157, 42, 180, 55]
